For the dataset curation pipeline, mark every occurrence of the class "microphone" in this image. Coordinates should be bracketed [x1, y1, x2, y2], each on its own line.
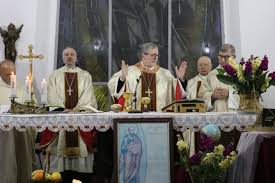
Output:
[133, 75, 142, 110]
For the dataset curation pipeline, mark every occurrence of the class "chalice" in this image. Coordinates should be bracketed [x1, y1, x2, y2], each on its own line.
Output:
[123, 91, 134, 112]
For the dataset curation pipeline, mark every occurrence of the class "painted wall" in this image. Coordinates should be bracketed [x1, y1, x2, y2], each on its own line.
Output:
[0, 0, 274, 107]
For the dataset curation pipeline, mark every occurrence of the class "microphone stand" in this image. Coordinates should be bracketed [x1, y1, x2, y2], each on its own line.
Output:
[129, 75, 142, 113]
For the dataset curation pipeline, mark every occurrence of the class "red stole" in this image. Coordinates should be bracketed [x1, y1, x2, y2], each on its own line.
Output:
[64, 72, 80, 156]
[141, 72, 156, 111]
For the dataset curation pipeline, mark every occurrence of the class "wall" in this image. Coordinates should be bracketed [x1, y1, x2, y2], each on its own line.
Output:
[0, 0, 59, 102]
[0, 0, 37, 87]
[223, 0, 275, 108]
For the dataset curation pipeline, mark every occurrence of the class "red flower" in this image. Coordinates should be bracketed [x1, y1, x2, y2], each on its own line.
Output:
[223, 64, 237, 76]
[259, 55, 268, 71]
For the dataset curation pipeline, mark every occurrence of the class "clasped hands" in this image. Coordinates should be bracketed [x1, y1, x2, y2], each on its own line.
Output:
[212, 87, 229, 99]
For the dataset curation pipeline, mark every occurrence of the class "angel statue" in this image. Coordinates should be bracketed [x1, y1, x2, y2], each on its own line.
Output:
[0, 23, 23, 62]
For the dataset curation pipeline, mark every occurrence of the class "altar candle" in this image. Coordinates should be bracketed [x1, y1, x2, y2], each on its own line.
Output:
[25, 76, 32, 101]
[40, 78, 47, 104]
[10, 72, 16, 97]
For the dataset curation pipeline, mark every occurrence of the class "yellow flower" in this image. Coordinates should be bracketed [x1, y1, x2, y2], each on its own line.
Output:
[203, 152, 215, 162]
[176, 140, 188, 151]
[236, 65, 245, 81]
[261, 77, 272, 92]
[230, 151, 237, 156]
[219, 159, 230, 169]
[228, 57, 238, 70]
[214, 144, 225, 155]
[230, 156, 237, 161]
[252, 57, 261, 73]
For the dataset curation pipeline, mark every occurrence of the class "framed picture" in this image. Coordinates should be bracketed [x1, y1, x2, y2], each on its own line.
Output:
[113, 118, 174, 183]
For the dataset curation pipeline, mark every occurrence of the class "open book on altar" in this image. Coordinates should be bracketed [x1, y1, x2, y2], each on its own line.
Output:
[161, 99, 207, 113]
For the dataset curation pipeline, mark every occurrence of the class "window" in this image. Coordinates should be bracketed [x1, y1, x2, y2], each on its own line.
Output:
[57, 0, 222, 111]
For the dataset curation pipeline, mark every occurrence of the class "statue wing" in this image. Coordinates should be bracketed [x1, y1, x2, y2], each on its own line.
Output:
[16, 24, 24, 34]
[0, 27, 8, 36]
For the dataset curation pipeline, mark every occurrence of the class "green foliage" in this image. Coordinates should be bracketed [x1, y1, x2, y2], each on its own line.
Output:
[93, 86, 109, 111]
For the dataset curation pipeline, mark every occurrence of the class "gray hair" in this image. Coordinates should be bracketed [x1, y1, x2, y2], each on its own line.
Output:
[219, 44, 236, 56]
[137, 42, 158, 60]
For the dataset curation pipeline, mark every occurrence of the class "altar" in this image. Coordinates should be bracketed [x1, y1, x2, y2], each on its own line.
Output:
[0, 111, 257, 132]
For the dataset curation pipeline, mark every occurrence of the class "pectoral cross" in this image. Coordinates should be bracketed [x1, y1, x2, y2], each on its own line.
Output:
[67, 88, 73, 96]
[145, 88, 153, 97]
[18, 44, 44, 82]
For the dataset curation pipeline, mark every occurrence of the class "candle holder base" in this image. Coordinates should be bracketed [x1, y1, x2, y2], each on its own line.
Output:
[10, 98, 47, 114]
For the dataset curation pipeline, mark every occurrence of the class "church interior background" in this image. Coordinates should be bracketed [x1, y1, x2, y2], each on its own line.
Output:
[56, 0, 222, 111]
[1, 0, 275, 183]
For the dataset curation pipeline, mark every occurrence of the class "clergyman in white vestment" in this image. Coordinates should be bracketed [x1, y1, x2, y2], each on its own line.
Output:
[198, 44, 239, 112]
[40, 47, 98, 183]
[186, 56, 212, 99]
[108, 42, 188, 112]
[184, 56, 212, 156]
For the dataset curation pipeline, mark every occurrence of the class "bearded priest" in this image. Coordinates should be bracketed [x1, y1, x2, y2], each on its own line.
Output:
[40, 47, 98, 183]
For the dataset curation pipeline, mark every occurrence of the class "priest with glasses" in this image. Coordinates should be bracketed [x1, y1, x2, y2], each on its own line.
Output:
[108, 42, 188, 112]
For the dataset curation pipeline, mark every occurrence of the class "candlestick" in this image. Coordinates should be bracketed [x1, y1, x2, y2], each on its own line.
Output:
[41, 78, 47, 104]
[25, 76, 32, 102]
[10, 72, 16, 97]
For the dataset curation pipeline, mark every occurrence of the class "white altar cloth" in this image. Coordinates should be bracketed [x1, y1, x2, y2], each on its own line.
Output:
[0, 112, 257, 132]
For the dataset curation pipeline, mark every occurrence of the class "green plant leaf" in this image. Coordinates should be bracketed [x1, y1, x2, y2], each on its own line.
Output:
[217, 74, 236, 85]
[217, 68, 225, 75]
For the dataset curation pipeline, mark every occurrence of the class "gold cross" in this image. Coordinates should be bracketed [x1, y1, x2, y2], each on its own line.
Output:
[145, 88, 153, 97]
[18, 44, 44, 82]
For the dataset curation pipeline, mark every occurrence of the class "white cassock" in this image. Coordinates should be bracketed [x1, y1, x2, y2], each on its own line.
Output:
[46, 66, 98, 173]
[0, 76, 35, 183]
[186, 74, 207, 99]
[108, 63, 185, 112]
[198, 67, 239, 112]
[184, 74, 207, 156]
[47, 66, 98, 111]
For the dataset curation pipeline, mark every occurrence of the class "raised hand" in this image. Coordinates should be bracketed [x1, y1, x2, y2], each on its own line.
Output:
[175, 60, 188, 80]
[120, 60, 128, 81]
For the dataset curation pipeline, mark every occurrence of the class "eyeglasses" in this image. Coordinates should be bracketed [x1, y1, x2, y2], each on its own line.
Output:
[218, 55, 231, 60]
[144, 52, 160, 58]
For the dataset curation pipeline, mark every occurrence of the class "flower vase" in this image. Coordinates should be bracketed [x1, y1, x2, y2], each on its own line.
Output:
[239, 93, 261, 113]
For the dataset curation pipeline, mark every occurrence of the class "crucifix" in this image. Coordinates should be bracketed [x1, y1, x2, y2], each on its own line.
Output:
[18, 45, 44, 102]
[18, 44, 44, 82]
[145, 88, 153, 98]
[67, 88, 73, 96]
